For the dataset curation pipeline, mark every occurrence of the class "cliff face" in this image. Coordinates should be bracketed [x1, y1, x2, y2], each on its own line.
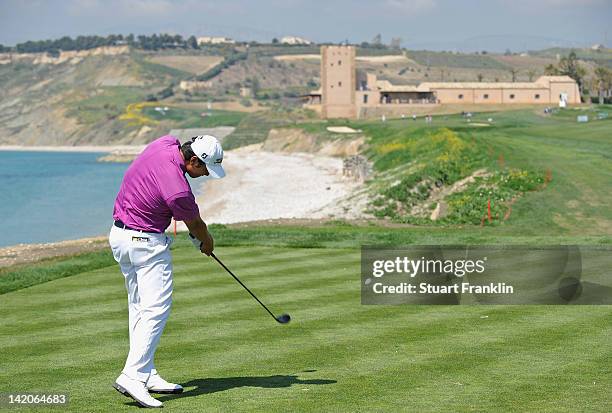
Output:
[0, 47, 194, 146]
[0, 45, 130, 65]
[0, 47, 317, 147]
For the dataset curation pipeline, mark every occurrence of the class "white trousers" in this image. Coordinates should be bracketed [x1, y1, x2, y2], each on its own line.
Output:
[109, 224, 174, 382]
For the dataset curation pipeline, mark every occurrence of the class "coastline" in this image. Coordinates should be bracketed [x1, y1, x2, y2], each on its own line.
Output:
[0, 236, 108, 268]
[1, 146, 365, 259]
[177, 145, 364, 231]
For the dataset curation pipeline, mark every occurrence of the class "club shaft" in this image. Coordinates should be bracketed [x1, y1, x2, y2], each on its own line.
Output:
[210, 252, 278, 320]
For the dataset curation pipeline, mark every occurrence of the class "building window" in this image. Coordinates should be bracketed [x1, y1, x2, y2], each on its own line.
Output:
[338, 81, 342, 87]
[458, 94, 464, 99]
[338, 60, 342, 66]
[509, 94, 515, 99]
[483, 94, 489, 99]
[535, 94, 540, 99]
[363, 94, 368, 103]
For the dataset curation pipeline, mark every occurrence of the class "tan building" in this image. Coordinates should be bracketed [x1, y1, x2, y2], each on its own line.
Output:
[320, 45, 357, 119]
[306, 46, 581, 119]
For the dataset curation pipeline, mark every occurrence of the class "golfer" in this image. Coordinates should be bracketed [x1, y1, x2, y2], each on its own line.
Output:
[109, 135, 225, 408]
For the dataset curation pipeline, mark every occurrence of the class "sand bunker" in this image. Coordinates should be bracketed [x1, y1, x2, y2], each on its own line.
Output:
[326, 126, 361, 134]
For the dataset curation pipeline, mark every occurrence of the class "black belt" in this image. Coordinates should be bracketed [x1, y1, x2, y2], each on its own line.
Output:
[114, 220, 162, 234]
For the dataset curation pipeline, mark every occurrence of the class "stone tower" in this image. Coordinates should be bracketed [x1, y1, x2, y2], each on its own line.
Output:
[321, 45, 356, 119]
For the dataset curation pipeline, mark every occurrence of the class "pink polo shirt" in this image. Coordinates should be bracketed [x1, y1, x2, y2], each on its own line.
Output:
[113, 136, 200, 233]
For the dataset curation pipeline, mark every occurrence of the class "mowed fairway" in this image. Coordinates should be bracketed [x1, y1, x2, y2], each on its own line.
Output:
[1, 244, 611, 412]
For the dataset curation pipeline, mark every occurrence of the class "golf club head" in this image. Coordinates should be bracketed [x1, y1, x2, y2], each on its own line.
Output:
[276, 313, 291, 324]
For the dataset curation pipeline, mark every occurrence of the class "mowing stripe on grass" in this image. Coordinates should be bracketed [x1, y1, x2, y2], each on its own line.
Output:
[1, 245, 610, 412]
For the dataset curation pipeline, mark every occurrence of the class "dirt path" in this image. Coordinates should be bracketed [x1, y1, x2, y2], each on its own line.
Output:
[0, 236, 108, 268]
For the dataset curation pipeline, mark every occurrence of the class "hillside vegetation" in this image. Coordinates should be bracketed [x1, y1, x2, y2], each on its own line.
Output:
[2, 44, 607, 146]
[0, 46, 320, 145]
[1, 42, 610, 235]
[289, 106, 612, 233]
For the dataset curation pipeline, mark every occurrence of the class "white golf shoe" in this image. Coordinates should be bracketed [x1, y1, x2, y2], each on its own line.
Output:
[146, 370, 184, 394]
[114, 373, 163, 408]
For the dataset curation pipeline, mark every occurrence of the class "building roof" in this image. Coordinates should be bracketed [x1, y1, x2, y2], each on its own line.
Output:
[375, 76, 577, 92]
[534, 75, 576, 84]
[375, 80, 426, 92]
[419, 82, 544, 90]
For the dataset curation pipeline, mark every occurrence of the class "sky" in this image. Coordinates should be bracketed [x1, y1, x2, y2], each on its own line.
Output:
[0, 0, 610, 52]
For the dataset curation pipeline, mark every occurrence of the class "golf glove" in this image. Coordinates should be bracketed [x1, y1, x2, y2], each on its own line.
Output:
[188, 233, 202, 250]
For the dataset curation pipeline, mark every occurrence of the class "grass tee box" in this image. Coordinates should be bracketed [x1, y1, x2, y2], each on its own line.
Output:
[1, 226, 611, 412]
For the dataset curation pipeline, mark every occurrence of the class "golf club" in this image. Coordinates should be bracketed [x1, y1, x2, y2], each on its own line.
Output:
[210, 252, 291, 324]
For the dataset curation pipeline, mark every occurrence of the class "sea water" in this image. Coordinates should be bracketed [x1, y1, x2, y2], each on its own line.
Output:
[0, 151, 131, 247]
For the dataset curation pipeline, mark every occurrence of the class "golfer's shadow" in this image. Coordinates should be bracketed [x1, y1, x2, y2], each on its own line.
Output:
[159, 373, 336, 401]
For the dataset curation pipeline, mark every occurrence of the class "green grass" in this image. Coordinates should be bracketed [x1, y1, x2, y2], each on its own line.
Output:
[223, 111, 293, 150]
[292, 107, 612, 234]
[220, 107, 321, 150]
[408, 50, 510, 69]
[1, 234, 610, 412]
[190, 225, 612, 249]
[0, 250, 115, 295]
[141, 107, 247, 128]
[548, 105, 611, 121]
[2, 225, 608, 297]
[1, 101, 611, 410]
[361, 126, 545, 224]
[66, 87, 147, 125]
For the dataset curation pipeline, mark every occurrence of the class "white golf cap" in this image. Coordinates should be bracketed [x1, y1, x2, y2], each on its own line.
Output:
[190, 135, 226, 179]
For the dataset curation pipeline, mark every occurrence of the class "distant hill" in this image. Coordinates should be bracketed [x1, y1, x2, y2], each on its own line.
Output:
[531, 47, 612, 68]
[0, 46, 319, 146]
[0, 45, 604, 146]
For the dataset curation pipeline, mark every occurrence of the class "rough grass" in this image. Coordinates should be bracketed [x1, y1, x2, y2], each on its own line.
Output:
[147, 55, 224, 75]
[1, 235, 610, 412]
[0, 250, 115, 294]
[362, 126, 545, 224]
[222, 111, 295, 150]
[291, 107, 612, 234]
[65, 87, 147, 125]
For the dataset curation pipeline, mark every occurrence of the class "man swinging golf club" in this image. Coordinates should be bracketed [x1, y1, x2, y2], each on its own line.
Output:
[109, 134, 225, 408]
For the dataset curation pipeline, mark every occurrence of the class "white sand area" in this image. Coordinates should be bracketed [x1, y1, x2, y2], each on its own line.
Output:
[176, 146, 362, 229]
